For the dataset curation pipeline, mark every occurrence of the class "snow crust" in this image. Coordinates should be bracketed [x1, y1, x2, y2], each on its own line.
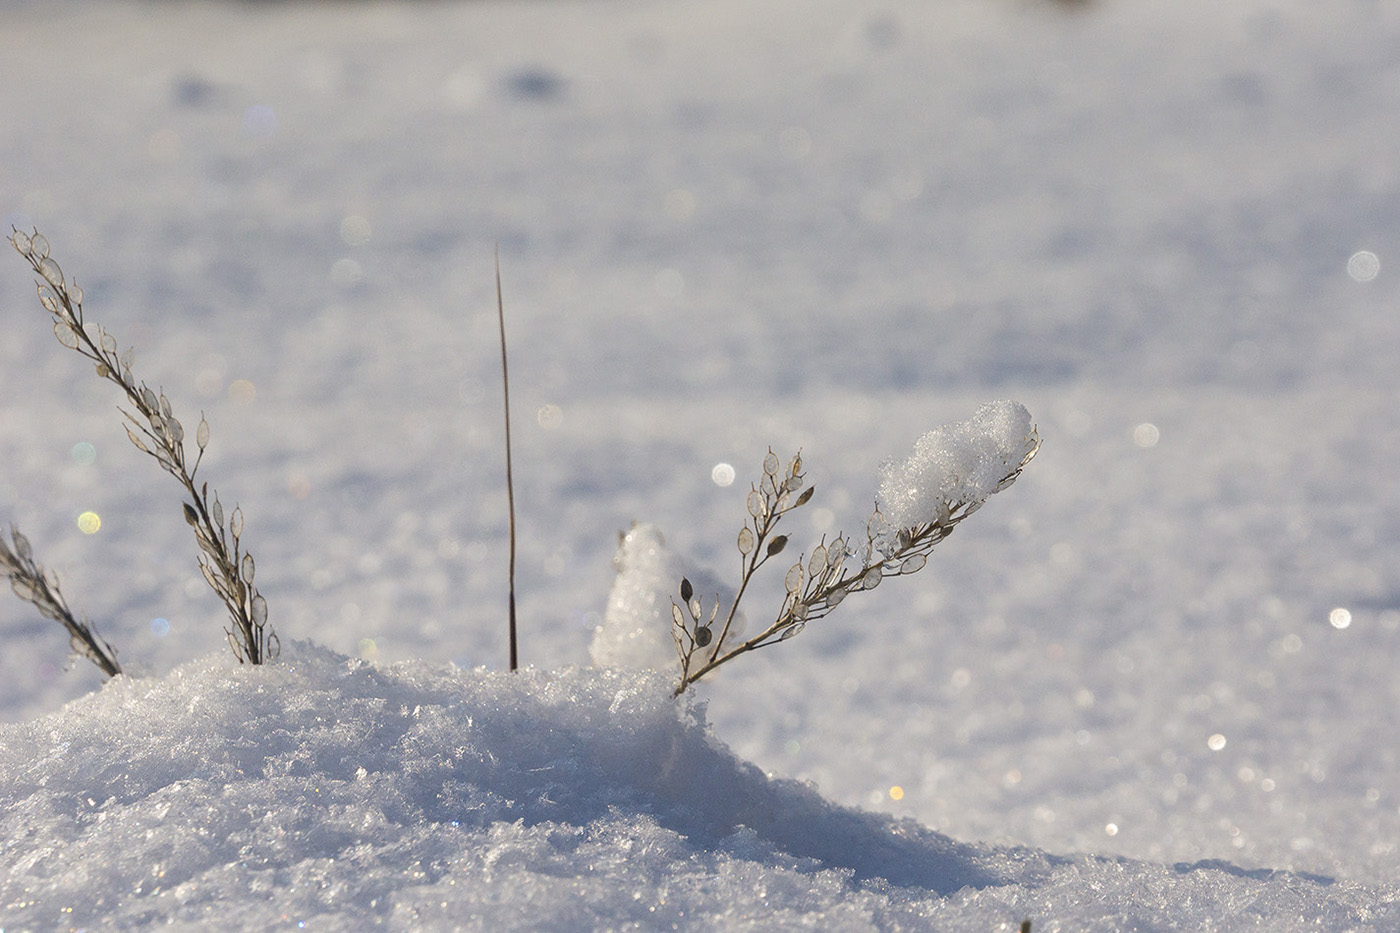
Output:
[591, 521, 738, 671]
[876, 400, 1036, 531]
[1, 644, 1385, 930]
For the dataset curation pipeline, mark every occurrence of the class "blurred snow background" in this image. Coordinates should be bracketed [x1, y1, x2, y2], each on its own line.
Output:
[3, 0, 1400, 926]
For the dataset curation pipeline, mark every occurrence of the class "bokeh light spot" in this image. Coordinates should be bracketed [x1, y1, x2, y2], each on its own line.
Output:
[339, 215, 372, 247]
[77, 511, 101, 534]
[711, 463, 735, 487]
[889, 785, 904, 801]
[358, 637, 379, 660]
[1133, 422, 1160, 448]
[1208, 733, 1227, 751]
[229, 379, 257, 404]
[536, 404, 563, 429]
[1347, 250, 1379, 283]
[71, 441, 97, 466]
[1105, 823, 1119, 837]
[150, 617, 171, 637]
[1329, 607, 1352, 630]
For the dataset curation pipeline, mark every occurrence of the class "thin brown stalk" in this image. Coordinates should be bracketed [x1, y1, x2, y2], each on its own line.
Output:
[496, 247, 519, 671]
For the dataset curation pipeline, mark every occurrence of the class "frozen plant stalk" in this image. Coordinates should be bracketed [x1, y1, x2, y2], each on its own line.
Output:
[672, 402, 1039, 696]
[0, 526, 122, 678]
[9, 229, 276, 664]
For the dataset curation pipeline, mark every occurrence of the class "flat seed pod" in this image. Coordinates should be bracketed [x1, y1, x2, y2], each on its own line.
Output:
[737, 526, 754, 555]
[211, 497, 224, 530]
[37, 256, 63, 289]
[763, 451, 779, 476]
[808, 546, 827, 576]
[196, 417, 210, 450]
[11, 231, 31, 253]
[784, 561, 803, 593]
[900, 554, 927, 574]
[766, 535, 788, 557]
[53, 320, 79, 348]
[746, 490, 764, 519]
[694, 626, 712, 647]
[169, 418, 183, 445]
[672, 604, 684, 628]
[241, 553, 255, 584]
[12, 530, 31, 562]
[100, 332, 117, 354]
[250, 594, 268, 627]
[230, 507, 243, 539]
[31, 234, 49, 257]
[862, 573, 881, 590]
[680, 577, 693, 602]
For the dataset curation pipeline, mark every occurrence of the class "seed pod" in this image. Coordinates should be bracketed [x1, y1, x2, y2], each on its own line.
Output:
[694, 626, 713, 648]
[763, 451, 779, 476]
[38, 256, 64, 289]
[53, 320, 79, 348]
[784, 561, 803, 594]
[250, 594, 268, 627]
[196, 416, 210, 451]
[11, 230, 31, 254]
[241, 553, 256, 584]
[737, 526, 754, 555]
[766, 535, 788, 557]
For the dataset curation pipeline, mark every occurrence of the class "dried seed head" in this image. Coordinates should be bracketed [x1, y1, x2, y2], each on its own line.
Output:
[11, 230, 31, 254]
[784, 561, 803, 594]
[808, 546, 827, 576]
[737, 526, 754, 555]
[680, 577, 693, 603]
[746, 489, 764, 519]
[30, 233, 49, 258]
[196, 416, 210, 451]
[763, 451, 779, 476]
[250, 594, 268, 627]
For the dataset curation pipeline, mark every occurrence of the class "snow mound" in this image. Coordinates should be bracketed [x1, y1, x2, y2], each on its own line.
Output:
[0, 642, 1381, 930]
[591, 522, 739, 671]
[877, 400, 1037, 531]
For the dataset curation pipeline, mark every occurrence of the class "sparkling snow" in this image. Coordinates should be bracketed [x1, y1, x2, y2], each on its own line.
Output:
[4, 0, 1400, 928]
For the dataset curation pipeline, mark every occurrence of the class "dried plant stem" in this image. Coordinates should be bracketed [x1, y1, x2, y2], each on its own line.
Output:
[9, 229, 276, 664]
[496, 248, 519, 672]
[672, 439, 1039, 696]
[1, 526, 121, 678]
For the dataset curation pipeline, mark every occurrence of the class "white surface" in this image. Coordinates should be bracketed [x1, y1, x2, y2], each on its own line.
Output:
[3, 0, 1400, 927]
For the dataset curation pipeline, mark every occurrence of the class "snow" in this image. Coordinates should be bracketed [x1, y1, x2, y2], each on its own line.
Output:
[4, 0, 1400, 927]
[876, 400, 1037, 532]
[591, 521, 740, 672]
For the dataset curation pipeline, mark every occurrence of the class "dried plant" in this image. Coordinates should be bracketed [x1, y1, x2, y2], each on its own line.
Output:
[8, 229, 276, 664]
[0, 525, 122, 678]
[672, 435, 1039, 697]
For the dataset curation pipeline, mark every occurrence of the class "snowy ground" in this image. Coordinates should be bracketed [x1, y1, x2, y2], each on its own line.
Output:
[3, 0, 1400, 927]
